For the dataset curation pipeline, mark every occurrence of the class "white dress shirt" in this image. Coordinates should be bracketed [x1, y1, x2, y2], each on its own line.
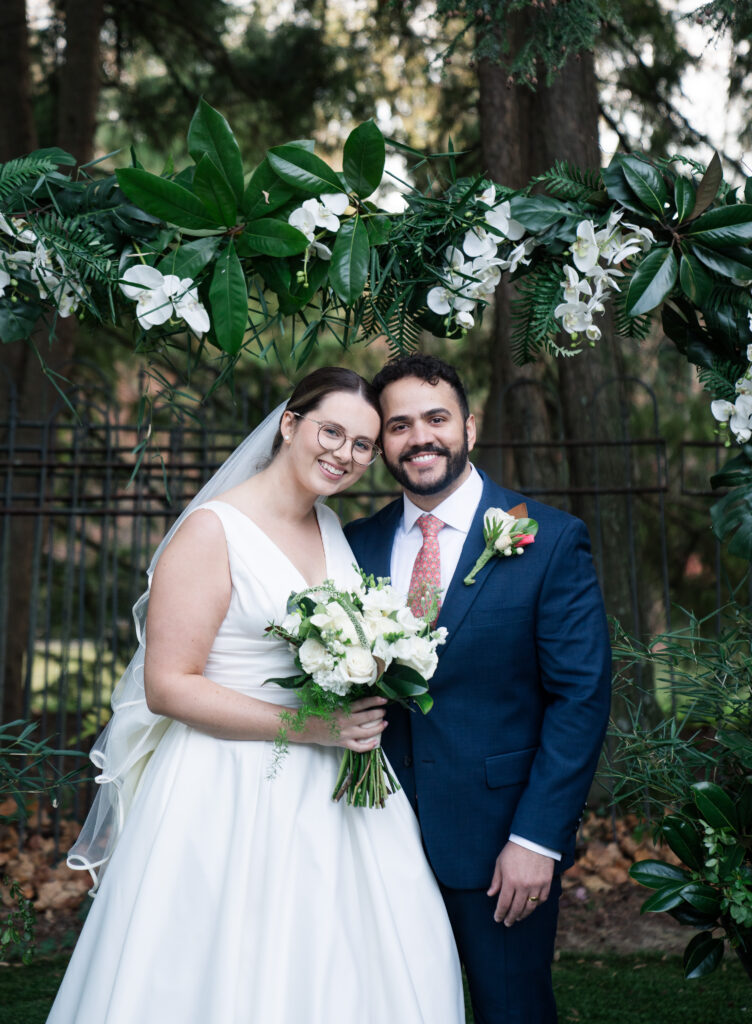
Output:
[390, 465, 561, 863]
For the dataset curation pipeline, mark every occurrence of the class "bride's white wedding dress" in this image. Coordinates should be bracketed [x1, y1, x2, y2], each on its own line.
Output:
[48, 500, 465, 1024]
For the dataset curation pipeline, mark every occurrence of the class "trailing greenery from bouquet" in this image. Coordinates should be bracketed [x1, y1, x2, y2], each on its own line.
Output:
[264, 573, 445, 808]
[608, 604, 752, 982]
[3, 102, 752, 555]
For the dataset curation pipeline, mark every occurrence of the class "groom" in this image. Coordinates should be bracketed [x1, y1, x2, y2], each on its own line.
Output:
[345, 354, 611, 1024]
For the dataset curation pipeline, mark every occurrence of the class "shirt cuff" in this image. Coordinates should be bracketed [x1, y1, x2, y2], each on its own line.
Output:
[508, 834, 562, 861]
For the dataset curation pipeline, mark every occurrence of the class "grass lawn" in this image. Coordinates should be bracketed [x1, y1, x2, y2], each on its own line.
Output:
[0, 951, 749, 1023]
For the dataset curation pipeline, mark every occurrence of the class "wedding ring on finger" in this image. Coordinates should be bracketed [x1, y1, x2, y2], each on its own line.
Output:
[527, 896, 540, 903]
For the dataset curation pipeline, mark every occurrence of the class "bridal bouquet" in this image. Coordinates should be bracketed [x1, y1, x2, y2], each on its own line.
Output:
[265, 572, 446, 808]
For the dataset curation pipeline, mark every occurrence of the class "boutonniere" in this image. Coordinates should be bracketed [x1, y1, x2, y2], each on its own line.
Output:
[463, 505, 539, 586]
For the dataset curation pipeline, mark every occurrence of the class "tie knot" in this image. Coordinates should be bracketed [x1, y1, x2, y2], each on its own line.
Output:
[417, 513, 444, 539]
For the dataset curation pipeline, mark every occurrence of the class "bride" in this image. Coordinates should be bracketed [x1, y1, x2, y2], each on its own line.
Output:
[47, 366, 465, 1024]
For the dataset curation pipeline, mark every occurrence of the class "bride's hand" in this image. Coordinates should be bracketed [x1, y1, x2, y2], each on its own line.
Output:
[299, 697, 388, 751]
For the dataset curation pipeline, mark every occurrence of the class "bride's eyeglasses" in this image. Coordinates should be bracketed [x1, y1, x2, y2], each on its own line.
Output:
[291, 413, 382, 466]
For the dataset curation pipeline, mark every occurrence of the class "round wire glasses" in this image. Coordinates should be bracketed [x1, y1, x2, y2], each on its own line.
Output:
[292, 413, 381, 466]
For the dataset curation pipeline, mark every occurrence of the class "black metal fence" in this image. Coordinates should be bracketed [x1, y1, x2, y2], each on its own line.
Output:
[0, 374, 745, 828]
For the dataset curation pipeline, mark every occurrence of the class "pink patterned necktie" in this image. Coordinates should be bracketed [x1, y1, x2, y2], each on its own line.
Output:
[407, 514, 445, 622]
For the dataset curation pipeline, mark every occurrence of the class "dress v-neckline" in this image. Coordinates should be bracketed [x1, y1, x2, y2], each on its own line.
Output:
[210, 499, 330, 589]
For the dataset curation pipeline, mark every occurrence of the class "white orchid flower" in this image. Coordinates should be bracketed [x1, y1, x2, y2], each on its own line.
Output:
[585, 324, 602, 342]
[746, 343, 752, 360]
[288, 205, 317, 241]
[499, 240, 534, 274]
[711, 395, 752, 443]
[485, 200, 526, 242]
[571, 220, 600, 274]
[622, 222, 656, 251]
[462, 225, 498, 259]
[0, 268, 10, 297]
[311, 240, 332, 261]
[0, 215, 37, 245]
[427, 285, 453, 315]
[470, 256, 502, 293]
[554, 300, 593, 336]
[120, 264, 210, 335]
[444, 246, 469, 273]
[455, 309, 475, 330]
[589, 264, 624, 294]
[476, 184, 497, 207]
[561, 266, 593, 303]
[735, 375, 752, 397]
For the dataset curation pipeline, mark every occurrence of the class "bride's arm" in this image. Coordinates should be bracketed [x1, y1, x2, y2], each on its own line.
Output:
[143, 510, 386, 750]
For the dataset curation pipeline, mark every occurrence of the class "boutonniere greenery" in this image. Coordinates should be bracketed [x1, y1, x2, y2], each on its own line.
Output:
[463, 507, 539, 585]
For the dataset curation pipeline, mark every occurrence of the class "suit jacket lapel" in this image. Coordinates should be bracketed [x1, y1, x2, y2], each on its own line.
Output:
[436, 473, 521, 656]
[367, 498, 403, 580]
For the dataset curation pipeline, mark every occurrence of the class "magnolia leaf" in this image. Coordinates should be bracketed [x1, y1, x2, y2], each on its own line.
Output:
[639, 882, 688, 914]
[187, 99, 244, 202]
[157, 237, 220, 279]
[628, 859, 691, 889]
[685, 203, 752, 248]
[237, 219, 310, 258]
[192, 154, 238, 228]
[745, 177, 752, 204]
[621, 157, 668, 216]
[343, 120, 385, 199]
[691, 242, 752, 282]
[329, 215, 369, 305]
[508, 196, 570, 232]
[268, 145, 345, 196]
[208, 241, 247, 354]
[116, 168, 221, 230]
[689, 152, 722, 220]
[680, 883, 722, 917]
[684, 932, 725, 980]
[678, 252, 712, 306]
[601, 157, 648, 216]
[691, 780, 739, 830]
[625, 247, 678, 316]
[364, 212, 392, 245]
[674, 177, 696, 224]
[0, 300, 41, 343]
[661, 817, 705, 872]
[241, 159, 298, 220]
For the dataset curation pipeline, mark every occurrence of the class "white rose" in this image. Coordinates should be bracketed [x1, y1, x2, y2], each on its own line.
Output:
[309, 601, 359, 643]
[313, 661, 350, 696]
[359, 584, 404, 616]
[392, 636, 439, 680]
[394, 605, 424, 635]
[362, 611, 397, 643]
[372, 634, 395, 670]
[298, 638, 334, 675]
[484, 507, 516, 534]
[342, 646, 379, 686]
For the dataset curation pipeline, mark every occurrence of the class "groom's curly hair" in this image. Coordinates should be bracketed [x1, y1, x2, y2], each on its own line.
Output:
[372, 354, 469, 420]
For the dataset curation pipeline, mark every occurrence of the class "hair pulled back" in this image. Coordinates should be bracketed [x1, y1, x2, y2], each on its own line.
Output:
[271, 366, 380, 458]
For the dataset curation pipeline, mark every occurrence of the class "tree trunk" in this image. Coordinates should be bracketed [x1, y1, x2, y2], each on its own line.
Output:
[0, 3, 103, 722]
[57, 0, 105, 164]
[0, 0, 38, 160]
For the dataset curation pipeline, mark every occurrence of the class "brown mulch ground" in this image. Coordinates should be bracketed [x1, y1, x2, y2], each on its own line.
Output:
[1, 803, 689, 958]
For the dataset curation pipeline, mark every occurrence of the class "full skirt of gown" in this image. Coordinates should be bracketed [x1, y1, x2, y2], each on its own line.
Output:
[47, 500, 465, 1024]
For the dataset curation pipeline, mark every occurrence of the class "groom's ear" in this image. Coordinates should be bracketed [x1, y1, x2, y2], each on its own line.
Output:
[466, 413, 477, 453]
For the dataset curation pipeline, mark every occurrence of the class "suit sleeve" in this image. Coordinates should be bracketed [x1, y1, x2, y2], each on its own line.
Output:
[508, 518, 611, 853]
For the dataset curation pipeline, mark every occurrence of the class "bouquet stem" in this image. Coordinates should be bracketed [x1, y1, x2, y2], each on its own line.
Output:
[332, 748, 401, 808]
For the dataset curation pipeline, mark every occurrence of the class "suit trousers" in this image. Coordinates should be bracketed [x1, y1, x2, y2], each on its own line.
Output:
[439, 876, 561, 1024]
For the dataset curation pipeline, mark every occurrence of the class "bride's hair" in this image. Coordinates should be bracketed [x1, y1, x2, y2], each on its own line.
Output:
[270, 366, 380, 457]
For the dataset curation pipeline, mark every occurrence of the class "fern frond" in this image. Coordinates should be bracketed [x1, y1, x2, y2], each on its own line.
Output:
[697, 360, 746, 400]
[31, 215, 117, 285]
[532, 161, 604, 203]
[510, 264, 563, 364]
[611, 289, 653, 341]
[0, 155, 65, 203]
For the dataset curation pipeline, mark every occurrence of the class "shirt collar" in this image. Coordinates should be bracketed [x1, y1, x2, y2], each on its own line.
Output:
[401, 464, 483, 535]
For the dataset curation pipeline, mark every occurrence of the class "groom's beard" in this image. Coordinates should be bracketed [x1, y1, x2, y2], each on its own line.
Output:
[383, 434, 469, 496]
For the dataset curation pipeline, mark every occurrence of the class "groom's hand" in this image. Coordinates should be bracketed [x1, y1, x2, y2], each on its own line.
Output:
[487, 841, 555, 927]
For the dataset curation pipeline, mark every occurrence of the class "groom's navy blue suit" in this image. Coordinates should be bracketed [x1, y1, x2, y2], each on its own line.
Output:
[346, 469, 611, 1024]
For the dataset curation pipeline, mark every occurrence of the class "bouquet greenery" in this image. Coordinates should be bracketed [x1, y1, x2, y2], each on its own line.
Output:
[265, 573, 446, 808]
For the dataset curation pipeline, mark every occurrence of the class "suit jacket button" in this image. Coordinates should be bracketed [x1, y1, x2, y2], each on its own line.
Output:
[403, 755, 413, 768]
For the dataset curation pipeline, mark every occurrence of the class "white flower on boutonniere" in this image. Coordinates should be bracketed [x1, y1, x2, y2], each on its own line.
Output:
[463, 507, 539, 586]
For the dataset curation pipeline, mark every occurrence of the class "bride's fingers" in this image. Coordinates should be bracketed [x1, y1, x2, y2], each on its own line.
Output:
[349, 696, 388, 713]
